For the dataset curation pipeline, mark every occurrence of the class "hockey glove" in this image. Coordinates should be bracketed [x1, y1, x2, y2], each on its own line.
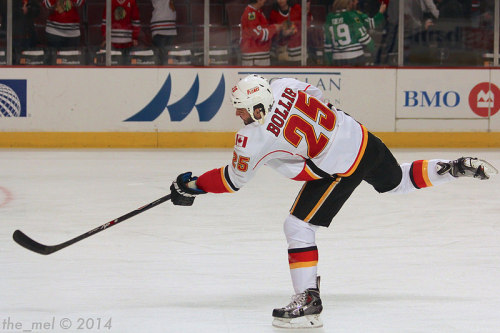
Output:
[170, 172, 206, 206]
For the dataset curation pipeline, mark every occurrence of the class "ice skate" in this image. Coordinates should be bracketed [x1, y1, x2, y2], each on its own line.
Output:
[272, 280, 323, 329]
[437, 157, 498, 180]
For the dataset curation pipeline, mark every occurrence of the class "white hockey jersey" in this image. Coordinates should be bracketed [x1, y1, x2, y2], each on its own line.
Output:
[196, 78, 368, 193]
[150, 0, 177, 37]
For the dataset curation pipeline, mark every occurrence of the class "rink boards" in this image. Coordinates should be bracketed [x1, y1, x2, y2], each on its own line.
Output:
[0, 67, 499, 147]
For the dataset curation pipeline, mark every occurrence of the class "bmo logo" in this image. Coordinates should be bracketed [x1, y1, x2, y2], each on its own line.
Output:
[468, 82, 500, 117]
[403, 90, 460, 108]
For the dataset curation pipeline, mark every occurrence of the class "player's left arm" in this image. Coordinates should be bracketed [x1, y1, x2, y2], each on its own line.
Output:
[170, 162, 241, 205]
[196, 165, 240, 193]
[172, 143, 259, 198]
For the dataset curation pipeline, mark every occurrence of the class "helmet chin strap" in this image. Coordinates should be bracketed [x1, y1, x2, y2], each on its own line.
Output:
[256, 110, 266, 124]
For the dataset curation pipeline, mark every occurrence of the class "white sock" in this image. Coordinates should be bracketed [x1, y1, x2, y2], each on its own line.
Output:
[284, 214, 319, 293]
[388, 159, 455, 194]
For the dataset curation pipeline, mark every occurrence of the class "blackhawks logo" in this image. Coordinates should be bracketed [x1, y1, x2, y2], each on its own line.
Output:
[56, 0, 72, 13]
[248, 12, 256, 20]
[114, 6, 127, 20]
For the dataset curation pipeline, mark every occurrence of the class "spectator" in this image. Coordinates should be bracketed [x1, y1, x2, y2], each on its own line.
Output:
[477, 1, 494, 29]
[240, 0, 294, 66]
[269, 0, 311, 64]
[150, 0, 177, 64]
[435, 0, 464, 19]
[324, 0, 386, 66]
[0, 0, 40, 61]
[466, 0, 480, 27]
[42, 0, 84, 50]
[101, 0, 141, 51]
[433, 0, 465, 50]
[376, 0, 399, 65]
[404, 0, 439, 49]
[269, 0, 296, 63]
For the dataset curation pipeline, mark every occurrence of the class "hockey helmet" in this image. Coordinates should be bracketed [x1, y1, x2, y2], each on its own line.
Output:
[231, 75, 274, 124]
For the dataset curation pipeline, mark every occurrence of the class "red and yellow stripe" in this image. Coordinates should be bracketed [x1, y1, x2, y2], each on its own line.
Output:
[288, 246, 318, 269]
[219, 167, 236, 192]
[292, 162, 322, 181]
[410, 160, 433, 189]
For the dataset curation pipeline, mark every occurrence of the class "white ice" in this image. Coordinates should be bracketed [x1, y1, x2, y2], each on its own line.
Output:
[1, 148, 500, 333]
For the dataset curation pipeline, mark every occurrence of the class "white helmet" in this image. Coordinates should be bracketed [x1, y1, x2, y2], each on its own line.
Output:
[231, 75, 274, 124]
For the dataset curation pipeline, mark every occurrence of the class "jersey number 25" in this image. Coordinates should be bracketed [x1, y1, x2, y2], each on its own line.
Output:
[284, 92, 336, 158]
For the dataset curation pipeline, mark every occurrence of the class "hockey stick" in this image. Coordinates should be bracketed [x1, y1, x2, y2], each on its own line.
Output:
[12, 194, 171, 255]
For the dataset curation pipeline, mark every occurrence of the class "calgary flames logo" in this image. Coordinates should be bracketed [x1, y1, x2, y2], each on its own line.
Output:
[247, 86, 259, 95]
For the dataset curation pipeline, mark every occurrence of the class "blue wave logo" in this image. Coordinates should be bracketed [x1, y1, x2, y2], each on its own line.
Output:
[125, 74, 225, 122]
[0, 80, 27, 117]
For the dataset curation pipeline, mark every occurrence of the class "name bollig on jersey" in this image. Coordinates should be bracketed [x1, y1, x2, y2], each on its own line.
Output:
[196, 78, 367, 193]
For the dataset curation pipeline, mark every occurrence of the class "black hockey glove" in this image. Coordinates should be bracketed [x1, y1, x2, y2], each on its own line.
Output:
[170, 172, 206, 206]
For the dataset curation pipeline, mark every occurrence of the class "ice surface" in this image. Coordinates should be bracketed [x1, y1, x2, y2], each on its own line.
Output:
[1, 148, 500, 333]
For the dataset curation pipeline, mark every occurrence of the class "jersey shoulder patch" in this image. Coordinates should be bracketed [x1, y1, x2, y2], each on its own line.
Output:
[235, 133, 249, 148]
[234, 125, 271, 157]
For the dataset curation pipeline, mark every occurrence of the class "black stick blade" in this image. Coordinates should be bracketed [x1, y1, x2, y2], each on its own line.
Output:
[12, 230, 55, 255]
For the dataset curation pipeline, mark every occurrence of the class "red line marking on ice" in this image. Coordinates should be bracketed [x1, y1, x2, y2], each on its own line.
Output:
[0, 186, 13, 208]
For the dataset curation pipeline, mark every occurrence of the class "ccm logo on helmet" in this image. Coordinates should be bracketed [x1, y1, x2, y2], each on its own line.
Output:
[232, 86, 238, 93]
[247, 87, 260, 95]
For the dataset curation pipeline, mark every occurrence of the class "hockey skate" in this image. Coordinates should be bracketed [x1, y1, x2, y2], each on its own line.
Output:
[272, 278, 323, 329]
[437, 157, 498, 180]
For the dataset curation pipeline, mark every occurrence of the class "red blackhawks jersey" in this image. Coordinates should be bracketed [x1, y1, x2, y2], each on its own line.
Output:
[269, 4, 311, 28]
[269, 4, 312, 51]
[196, 78, 368, 194]
[42, 0, 85, 38]
[240, 4, 278, 54]
[101, 0, 141, 47]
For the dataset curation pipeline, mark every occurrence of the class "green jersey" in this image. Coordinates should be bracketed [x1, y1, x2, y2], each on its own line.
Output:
[324, 9, 385, 63]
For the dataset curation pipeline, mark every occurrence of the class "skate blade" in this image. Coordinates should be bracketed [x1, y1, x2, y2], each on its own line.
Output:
[272, 315, 323, 329]
[473, 159, 499, 177]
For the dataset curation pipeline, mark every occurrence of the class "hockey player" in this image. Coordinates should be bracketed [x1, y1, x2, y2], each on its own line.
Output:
[170, 75, 497, 328]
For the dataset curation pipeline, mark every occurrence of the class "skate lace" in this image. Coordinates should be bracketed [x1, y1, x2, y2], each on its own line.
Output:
[461, 157, 472, 170]
[460, 158, 481, 175]
[283, 292, 308, 311]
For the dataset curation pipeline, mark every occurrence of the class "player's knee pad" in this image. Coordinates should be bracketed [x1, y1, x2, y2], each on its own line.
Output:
[283, 214, 318, 249]
[386, 162, 414, 194]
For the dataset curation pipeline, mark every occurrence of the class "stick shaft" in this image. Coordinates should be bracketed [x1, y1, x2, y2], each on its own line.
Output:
[13, 194, 171, 255]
